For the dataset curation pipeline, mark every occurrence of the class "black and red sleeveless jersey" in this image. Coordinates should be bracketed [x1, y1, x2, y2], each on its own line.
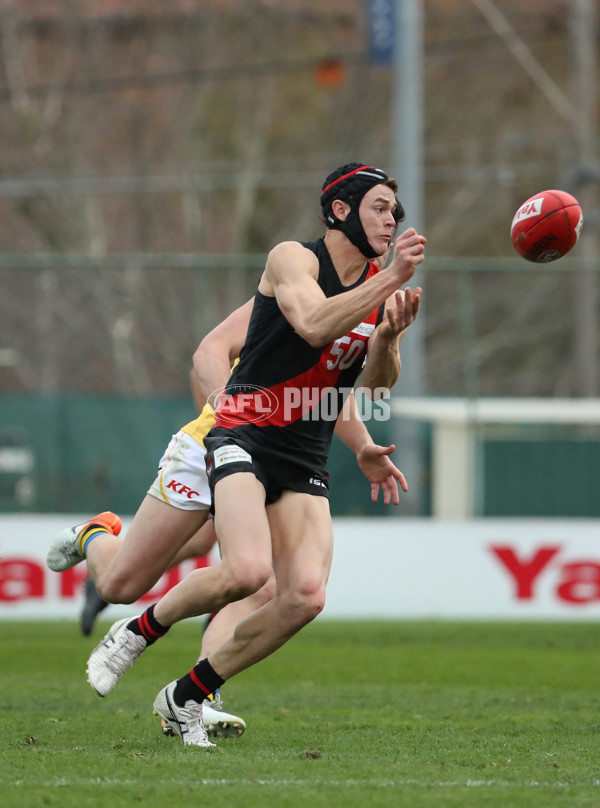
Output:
[210, 238, 385, 471]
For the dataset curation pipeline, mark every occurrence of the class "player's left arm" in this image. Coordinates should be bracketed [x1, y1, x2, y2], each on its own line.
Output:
[191, 298, 254, 409]
[361, 286, 421, 396]
[334, 392, 407, 505]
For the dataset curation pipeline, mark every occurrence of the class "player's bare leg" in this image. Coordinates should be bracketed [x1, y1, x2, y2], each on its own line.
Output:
[159, 577, 277, 740]
[169, 519, 218, 566]
[205, 491, 333, 679]
[87, 496, 209, 604]
[199, 576, 277, 658]
[85, 480, 273, 700]
[153, 473, 273, 625]
[153, 488, 332, 745]
[80, 518, 219, 636]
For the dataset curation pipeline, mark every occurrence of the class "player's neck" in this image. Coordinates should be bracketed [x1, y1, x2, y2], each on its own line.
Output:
[324, 230, 371, 285]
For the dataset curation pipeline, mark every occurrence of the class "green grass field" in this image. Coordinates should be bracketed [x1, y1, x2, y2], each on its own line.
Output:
[1, 619, 600, 808]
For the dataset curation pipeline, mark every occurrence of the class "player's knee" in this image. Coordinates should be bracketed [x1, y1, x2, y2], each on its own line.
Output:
[281, 580, 326, 627]
[302, 586, 326, 623]
[224, 561, 271, 602]
[96, 572, 145, 605]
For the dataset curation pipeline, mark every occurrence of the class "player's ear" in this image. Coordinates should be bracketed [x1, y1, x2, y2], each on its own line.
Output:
[331, 199, 349, 221]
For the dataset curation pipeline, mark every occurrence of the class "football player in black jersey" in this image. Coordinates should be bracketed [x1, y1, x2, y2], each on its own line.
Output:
[64, 163, 425, 747]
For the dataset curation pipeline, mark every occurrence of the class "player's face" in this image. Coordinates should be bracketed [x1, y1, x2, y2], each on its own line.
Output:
[359, 185, 398, 255]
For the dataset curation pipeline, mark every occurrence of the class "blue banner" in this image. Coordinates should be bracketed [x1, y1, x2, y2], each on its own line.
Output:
[365, 0, 396, 65]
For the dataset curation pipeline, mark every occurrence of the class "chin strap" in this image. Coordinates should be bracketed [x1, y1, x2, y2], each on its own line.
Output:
[332, 206, 379, 259]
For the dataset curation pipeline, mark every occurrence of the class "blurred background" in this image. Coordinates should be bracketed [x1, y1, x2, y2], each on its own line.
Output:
[0, 0, 598, 522]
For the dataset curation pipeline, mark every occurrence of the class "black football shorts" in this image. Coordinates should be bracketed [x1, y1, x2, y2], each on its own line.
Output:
[204, 432, 329, 507]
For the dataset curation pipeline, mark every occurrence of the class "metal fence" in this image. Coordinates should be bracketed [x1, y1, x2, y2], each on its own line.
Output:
[1, 253, 599, 517]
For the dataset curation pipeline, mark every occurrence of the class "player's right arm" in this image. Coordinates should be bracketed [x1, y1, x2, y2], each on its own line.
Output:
[259, 229, 425, 348]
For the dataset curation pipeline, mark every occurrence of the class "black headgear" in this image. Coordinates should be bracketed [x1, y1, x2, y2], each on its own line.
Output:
[321, 162, 395, 259]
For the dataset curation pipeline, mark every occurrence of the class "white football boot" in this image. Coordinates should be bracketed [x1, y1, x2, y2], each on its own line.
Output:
[161, 689, 246, 739]
[153, 681, 215, 748]
[87, 617, 147, 697]
[47, 511, 122, 572]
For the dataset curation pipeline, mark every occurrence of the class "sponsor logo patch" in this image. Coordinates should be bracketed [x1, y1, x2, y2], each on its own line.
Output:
[351, 322, 375, 337]
[214, 445, 252, 467]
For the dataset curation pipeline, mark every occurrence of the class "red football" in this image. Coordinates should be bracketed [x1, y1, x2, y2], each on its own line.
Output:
[510, 189, 583, 262]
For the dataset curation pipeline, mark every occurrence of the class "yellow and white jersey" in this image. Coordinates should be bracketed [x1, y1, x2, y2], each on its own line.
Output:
[180, 358, 239, 447]
[146, 361, 239, 509]
[181, 403, 216, 448]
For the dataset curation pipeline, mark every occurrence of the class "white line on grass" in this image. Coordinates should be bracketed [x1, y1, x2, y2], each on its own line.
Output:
[6, 778, 597, 789]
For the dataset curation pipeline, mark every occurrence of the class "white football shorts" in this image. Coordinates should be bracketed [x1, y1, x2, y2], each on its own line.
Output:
[147, 430, 211, 511]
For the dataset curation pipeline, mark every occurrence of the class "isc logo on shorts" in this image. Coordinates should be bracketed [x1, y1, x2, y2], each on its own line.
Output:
[309, 477, 327, 488]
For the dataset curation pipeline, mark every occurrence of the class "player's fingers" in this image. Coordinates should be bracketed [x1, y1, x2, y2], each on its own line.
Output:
[386, 308, 402, 333]
[381, 478, 400, 506]
[374, 443, 395, 457]
[394, 470, 408, 493]
[396, 227, 416, 242]
[395, 229, 427, 248]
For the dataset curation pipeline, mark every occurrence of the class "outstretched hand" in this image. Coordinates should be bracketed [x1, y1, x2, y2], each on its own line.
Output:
[356, 443, 407, 506]
[378, 286, 422, 341]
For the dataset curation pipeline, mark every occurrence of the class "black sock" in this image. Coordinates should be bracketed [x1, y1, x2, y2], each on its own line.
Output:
[173, 658, 225, 707]
[126, 603, 170, 645]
